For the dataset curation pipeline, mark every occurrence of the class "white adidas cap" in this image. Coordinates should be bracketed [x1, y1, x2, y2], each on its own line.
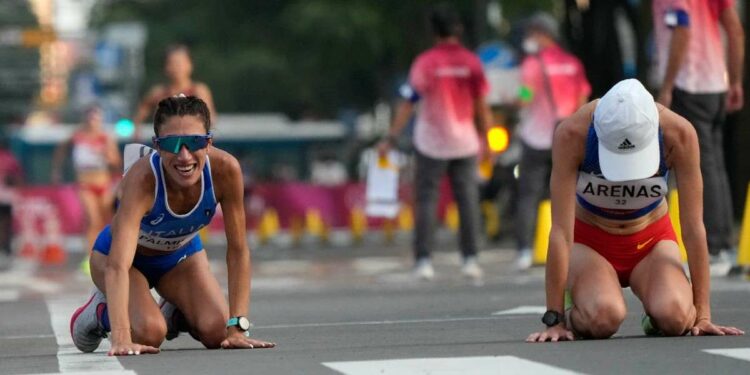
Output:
[594, 79, 660, 182]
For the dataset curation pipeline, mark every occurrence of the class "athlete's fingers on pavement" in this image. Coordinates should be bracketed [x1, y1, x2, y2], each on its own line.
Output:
[550, 335, 559, 342]
[565, 331, 575, 341]
[537, 332, 550, 342]
[525, 332, 541, 342]
[719, 325, 744, 335]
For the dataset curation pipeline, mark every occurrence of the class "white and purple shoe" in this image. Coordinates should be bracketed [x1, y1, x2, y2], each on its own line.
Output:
[69, 289, 108, 353]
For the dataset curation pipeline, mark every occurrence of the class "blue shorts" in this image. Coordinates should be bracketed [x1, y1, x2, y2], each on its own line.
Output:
[93, 225, 204, 288]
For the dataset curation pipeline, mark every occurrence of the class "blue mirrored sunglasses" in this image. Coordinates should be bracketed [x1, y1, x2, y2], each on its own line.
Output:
[153, 133, 212, 154]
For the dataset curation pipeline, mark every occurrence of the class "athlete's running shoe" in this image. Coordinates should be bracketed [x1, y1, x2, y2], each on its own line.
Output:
[70, 289, 108, 353]
[159, 298, 185, 340]
[641, 314, 663, 336]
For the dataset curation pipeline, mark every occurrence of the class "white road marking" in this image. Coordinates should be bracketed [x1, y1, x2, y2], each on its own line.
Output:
[323, 356, 581, 375]
[253, 315, 521, 330]
[46, 297, 135, 374]
[0, 289, 20, 302]
[703, 348, 750, 362]
[492, 306, 547, 315]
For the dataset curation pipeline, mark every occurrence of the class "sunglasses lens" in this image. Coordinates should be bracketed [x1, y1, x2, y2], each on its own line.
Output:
[157, 135, 210, 153]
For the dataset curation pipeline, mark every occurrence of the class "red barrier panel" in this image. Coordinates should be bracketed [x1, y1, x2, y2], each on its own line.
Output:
[14, 185, 85, 235]
[12, 181, 456, 235]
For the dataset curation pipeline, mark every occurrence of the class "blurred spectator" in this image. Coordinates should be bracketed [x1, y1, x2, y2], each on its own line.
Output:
[564, 0, 643, 98]
[132, 45, 216, 139]
[51, 105, 121, 274]
[652, 0, 745, 271]
[377, 4, 493, 281]
[0, 140, 23, 268]
[514, 13, 591, 270]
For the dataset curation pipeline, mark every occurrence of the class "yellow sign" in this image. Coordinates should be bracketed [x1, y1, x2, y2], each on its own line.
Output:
[21, 28, 56, 47]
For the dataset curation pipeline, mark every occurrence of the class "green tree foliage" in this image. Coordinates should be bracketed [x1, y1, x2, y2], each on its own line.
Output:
[93, 0, 553, 118]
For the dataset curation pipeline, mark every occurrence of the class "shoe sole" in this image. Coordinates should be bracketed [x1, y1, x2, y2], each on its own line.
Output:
[69, 293, 99, 353]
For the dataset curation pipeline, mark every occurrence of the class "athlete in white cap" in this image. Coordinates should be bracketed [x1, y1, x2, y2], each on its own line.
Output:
[526, 79, 743, 342]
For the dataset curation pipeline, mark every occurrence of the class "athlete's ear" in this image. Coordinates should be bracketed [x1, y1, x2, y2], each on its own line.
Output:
[151, 136, 160, 150]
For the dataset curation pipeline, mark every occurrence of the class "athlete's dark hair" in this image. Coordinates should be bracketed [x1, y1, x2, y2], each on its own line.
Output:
[153, 95, 211, 136]
[429, 3, 463, 38]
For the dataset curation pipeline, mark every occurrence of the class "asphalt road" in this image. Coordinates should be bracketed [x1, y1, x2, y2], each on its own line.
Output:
[2, 239, 750, 375]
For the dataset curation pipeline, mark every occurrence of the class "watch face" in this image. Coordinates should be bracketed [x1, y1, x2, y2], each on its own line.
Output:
[238, 317, 251, 331]
[542, 311, 561, 326]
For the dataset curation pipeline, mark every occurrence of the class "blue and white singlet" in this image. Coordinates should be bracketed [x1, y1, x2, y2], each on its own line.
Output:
[137, 152, 217, 251]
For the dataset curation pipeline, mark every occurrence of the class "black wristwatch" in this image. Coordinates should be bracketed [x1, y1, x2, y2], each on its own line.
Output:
[541, 310, 564, 327]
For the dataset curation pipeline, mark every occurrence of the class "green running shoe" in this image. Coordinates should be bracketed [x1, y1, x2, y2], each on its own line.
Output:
[641, 314, 663, 336]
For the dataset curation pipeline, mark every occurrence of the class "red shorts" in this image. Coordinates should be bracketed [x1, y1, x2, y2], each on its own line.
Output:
[573, 213, 677, 287]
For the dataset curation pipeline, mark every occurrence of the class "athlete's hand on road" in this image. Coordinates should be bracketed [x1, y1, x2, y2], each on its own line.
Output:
[108, 342, 160, 356]
[691, 319, 745, 336]
[526, 325, 575, 343]
[220, 331, 276, 349]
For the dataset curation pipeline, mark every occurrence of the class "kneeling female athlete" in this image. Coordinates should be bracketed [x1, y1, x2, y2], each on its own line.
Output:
[527, 79, 743, 342]
[71, 95, 275, 355]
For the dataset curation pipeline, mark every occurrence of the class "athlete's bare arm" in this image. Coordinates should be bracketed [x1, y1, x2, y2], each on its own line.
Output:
[527, 101, 593, 343]
[720, 7, 745, 112]
[132, 86, 165, 140]
[105, 157, 158, 355]
[105, 134, 122, 173]
[209, 147, 275, 348]
[659, 105, 743, 336]
[193, 83, 216, 123]
[50, 137, 72, 184]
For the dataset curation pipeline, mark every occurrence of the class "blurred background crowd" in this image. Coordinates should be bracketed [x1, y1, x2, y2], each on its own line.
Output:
[0, 0, 749, 272]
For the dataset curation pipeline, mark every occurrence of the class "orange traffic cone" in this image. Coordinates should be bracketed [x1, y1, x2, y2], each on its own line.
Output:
[41, 243, 66, 265]
[40, 209, 66, 265]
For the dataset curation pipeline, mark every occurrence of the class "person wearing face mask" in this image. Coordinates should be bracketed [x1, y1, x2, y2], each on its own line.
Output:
[69, 96, 275, 356]
[132, 45, 216, 140]
[513, 13, 591, 270]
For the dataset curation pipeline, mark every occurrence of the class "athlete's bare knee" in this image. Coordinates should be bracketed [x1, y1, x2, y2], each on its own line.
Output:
[648, 298, 693, 336]
[194, 315, 225, 349]
[131, 315, 167, 347]
[577, 299, 626, 339]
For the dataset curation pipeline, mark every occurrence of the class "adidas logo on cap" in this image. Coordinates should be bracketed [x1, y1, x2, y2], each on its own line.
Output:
[617, 138, 635, 150]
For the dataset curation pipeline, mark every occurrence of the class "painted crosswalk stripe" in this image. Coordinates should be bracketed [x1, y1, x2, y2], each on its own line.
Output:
[492, 306, 547, 315]
[46, 297, 136, 374]
[0, 289, 20, 302]
[703, 348, 750, 362]
[323, 356, 581, 375]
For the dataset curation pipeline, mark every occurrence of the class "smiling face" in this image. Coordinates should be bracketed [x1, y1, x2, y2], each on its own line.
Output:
[156, 115, 211, 188]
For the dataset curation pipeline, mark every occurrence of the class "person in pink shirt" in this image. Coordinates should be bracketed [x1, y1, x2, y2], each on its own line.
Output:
[378, 4, 493, 281]
[513, 13, 591, 270]
[652, 0, 745, 272]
